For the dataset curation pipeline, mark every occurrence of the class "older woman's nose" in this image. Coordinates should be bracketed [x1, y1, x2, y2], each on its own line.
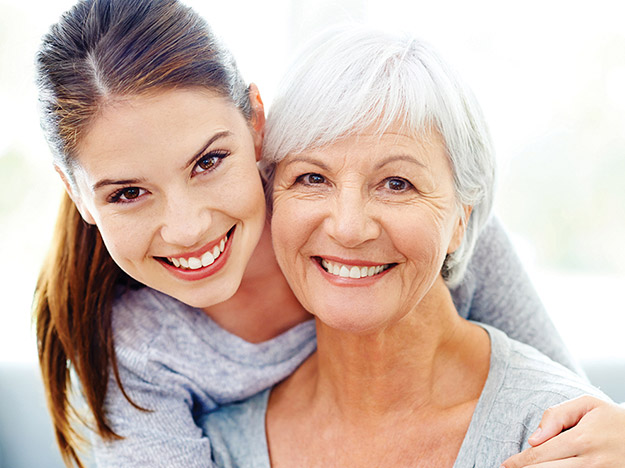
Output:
[159, 195, 213, 247]
[325, 187, 381, 248]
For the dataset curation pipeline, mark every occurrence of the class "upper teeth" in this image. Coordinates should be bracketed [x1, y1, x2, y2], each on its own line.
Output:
[321, 259, 389, 279]
[168, 235, 227, 270]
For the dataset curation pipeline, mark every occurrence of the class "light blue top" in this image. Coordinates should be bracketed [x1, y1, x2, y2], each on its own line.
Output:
[91, 217, 581, 467]
[201, 324, 608, 468]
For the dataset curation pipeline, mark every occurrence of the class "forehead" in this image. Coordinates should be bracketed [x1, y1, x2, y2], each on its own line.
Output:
[75, 88, 244, 169]
[282, 123, 447, 167]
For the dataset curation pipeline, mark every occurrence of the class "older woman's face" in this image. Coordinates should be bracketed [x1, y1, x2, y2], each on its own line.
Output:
[271, 124, 468, 333]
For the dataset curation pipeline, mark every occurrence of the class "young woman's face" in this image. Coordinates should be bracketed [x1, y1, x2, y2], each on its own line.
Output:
[68, 88, 267, 309]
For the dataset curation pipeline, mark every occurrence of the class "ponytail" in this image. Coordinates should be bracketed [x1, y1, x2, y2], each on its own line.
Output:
[34, 193, 137, 467]
[35, 0, 253, 464]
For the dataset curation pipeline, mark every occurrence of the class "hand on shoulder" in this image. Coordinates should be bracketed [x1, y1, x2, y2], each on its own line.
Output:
[501, 395, 625, 467]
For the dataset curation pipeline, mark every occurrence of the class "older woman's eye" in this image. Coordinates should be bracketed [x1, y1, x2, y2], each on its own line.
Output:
[296, 173, 326, 185]
[384, 177, 412, 191]
[108, 187, 147, 203]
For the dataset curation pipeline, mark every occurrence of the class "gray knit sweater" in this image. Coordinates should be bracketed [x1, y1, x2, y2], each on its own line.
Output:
[201, 325, 606, 468]
[91, 217, 579, 467]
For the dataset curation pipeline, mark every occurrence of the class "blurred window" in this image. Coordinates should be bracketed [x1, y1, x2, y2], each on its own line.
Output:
[2, 0, 623, 366]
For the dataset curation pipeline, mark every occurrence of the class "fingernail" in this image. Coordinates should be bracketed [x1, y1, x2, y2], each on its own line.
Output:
[529, 427, 541, 440]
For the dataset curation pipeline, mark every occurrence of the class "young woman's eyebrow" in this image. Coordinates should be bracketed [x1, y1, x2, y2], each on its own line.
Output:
[92, 177, 146, 192]
[182, 130, 233, 170]
[91, 131, 235, 191]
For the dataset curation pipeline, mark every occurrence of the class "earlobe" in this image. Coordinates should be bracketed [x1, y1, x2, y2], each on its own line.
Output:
[54, 165, 97, 225]
[447, 205, 473, 254]
[248, 83, 266, 162]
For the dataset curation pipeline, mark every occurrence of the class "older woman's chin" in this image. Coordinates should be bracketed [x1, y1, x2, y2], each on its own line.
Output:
[314, 311, 386, 335]
[310, 300, 418, 336]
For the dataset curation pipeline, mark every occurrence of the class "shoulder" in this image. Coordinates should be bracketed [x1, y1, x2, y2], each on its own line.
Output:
[112, 286, 200, 336]
[485, 324, 606, 421]
[109, 286, 222, 407]
[200, 390, 271, 468]
[460, 324, 609, 467]
[465, 216, 522, 288]
[450, 216, 510, 318]
[202, 389, 269, 433]
[492, 325, 602, 405]
[111, 286, 317, 406]
[111, 286, 207, 362]
[480, 216, 509, 247]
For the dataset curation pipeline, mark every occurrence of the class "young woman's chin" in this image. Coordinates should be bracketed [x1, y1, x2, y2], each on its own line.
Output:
[143, 261, 245, 310]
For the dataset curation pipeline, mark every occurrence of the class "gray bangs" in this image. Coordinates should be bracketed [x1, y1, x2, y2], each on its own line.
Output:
[262, 28, 443, 164]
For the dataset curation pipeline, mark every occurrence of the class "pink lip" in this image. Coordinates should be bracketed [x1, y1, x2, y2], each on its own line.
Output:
[157, 227, 235, 282]
[318, 255, 388, 267]
[165, 227, 233, 259]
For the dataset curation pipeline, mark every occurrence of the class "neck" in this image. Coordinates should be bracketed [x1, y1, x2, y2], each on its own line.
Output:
[202, 222, 311, 342]
[293, 278, 489, 419]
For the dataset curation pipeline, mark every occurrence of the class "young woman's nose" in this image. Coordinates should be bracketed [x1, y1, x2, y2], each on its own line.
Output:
[159, 194, 213, 247]
[324, 186, 381, 248]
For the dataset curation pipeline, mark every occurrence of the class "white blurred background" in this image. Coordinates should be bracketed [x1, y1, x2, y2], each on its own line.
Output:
[1, 0, 624, 373]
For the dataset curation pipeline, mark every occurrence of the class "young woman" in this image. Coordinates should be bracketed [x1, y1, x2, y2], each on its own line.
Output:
[33, 0, 624, 467]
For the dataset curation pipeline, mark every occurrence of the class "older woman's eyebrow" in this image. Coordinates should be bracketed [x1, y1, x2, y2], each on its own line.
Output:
[374, 154, 427, 170]
[282, 156, 331, 171]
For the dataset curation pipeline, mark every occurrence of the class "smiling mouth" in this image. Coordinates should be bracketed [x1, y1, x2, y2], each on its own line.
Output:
[161, 226, 234, 270]
[315, 257, 396, 279]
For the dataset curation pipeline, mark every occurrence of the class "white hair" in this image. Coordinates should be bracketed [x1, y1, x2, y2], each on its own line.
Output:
[262, 25, 496, 287]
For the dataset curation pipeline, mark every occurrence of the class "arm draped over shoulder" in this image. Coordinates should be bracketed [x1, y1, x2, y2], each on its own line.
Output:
[450, 216, 583, 375]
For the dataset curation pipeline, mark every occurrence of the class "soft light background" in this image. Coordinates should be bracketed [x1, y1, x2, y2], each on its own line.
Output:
[1, 0, 624, 373]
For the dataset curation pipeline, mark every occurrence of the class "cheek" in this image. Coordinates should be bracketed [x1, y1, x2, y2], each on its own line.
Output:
[270, 200, 316, 268]
[270, 202, 299, 260]
[393, 213, 449, 269]
[94, 215, 152, 267]
[216, 164, 266, 218]
[248, 179, 267, 216]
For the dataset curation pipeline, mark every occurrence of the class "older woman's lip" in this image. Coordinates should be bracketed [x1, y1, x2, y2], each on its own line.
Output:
[313, 256, 396, 279]
[316, 255, 387, 267]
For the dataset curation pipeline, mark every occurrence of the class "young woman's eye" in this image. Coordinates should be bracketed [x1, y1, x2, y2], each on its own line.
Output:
[193, 151, 230, 175]
[296, 173, 326, 185]
[108, 187, 147, 204]
[383, 177, 413, 192]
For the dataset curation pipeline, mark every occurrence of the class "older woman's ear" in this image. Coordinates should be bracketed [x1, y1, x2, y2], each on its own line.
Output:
[447, 205, 473, 254]
[248, 83, 266, 162]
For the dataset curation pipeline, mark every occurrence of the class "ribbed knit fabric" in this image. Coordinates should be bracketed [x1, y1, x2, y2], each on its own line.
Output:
[201, 324, 606, 468]
[91, 217, 580, 466]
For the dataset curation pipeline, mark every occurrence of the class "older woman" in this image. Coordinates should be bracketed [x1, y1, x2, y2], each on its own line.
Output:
[201, 27, 609, 467]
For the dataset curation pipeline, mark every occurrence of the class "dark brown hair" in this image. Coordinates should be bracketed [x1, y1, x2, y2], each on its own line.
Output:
[34, 0, 251, 465]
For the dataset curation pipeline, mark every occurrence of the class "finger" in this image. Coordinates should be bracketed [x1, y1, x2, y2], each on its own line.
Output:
[501, 429, 582, 468]
[529, 395, 603, 446]
[502, 458, 584, 468]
